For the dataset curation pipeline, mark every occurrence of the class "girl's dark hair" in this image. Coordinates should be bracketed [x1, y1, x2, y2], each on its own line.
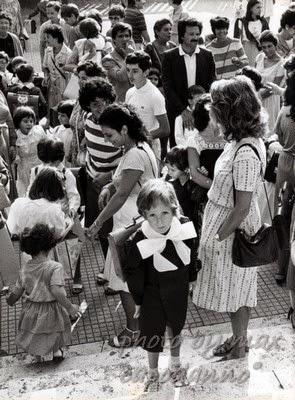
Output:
[165, 146, 188, 171]
[47, 140, 65, 163]
[16, 64, 34, 83]
[240, 66, 263, 91]
[57, 99, 75, 118]
[284, 74, 295, 121]
[13, 106, 36, 129]
[29, 168, 65, 201]
[193, 93, 211, 132]
[20, 224, 58, 256]
[259, 29, 278, 46]
[210, 76, 267, 141]
[245, 0, 262, 21]
[76, 60, 107, 79]
[210, 16, 230, 35]
[98, 103, 147, 144]
[79, 78, 116, 112]
[79, 18, 100, 38]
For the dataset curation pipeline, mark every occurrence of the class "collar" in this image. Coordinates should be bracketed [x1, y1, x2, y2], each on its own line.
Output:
[18, 82, 34, 89]
[137, 217, 196, 272]
[179, 45, 200, 56]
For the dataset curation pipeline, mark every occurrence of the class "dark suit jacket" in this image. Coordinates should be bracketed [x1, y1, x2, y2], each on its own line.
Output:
[162, 46, 216, 118]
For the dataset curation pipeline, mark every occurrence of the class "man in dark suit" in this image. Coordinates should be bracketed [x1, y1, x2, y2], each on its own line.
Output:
[162, 17, 216, 147]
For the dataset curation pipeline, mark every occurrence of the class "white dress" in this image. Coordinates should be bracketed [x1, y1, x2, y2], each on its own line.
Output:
[103, 142, 158, 292]
[193, 138, 266, 313]
[256, 53, 285, 133]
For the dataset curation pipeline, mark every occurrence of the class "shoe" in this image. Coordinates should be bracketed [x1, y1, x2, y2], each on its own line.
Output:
[275, 273, 286, 285]
[104, 287, 119, 296]
[53, 349, 64, 362]
[108, 327, 140, 348]
[216, 336, 247, 361]
[71, 283, 83, 295]
[169, 367, 189, 387]
[144, 375, 160, 392]
[287, 307, 295, 329]
[213, 336, 249, 357]
[96, 274, 108, 286]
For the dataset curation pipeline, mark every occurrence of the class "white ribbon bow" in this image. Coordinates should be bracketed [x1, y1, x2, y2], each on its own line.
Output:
[137, 217, 197, 272]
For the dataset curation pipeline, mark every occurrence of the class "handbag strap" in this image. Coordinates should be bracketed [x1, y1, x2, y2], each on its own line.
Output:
[50, 56, 67, 81]
[232, 143, 272, 220]
[136, 144, 157, 187]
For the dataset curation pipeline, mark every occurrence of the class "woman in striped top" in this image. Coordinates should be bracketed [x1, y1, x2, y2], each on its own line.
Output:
[207, 16, 249, 80]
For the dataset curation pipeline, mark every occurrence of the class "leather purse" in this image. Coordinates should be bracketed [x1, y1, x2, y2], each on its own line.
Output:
[231, 143, 278, 268]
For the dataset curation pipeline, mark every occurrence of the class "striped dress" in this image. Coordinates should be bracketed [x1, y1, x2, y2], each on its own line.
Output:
[84, 114, 122, 179]
[207, 38, 248, 80]
[193, 138, 266, 313]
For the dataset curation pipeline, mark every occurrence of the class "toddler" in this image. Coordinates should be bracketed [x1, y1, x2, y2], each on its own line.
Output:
[125, 179, 198, 391]
[174, 85, 205, 147]
[50, 100, 75, 166]
[6, 223, 81, 361]
[13, 106, 47, 196]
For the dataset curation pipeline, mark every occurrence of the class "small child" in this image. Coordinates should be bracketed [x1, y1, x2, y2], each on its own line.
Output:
[174, 85, 205, 147]
[165, 146, 207, 234]
[0, 51, 13, 87]
[6, 223, 81, 361]
[9, 64, 47, 119]
[50, 100, 75, 166]
[125, 179, 198, 391]
[7, 56, 27, 85]
[13, 106, 47, 196]
[148, 67, 161, 89]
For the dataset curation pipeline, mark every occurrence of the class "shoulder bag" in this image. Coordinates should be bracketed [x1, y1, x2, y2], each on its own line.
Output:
[232, 143, 278, 267]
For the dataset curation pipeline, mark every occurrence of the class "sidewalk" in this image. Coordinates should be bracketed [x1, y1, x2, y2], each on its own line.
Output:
[0, 315, 294, 399]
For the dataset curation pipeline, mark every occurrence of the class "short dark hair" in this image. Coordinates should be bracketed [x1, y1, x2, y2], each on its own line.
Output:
[259, 30, 278, 46]
[98, 103, 147, 144]
[0, 51, 9, 63]
[46, 1, 61, 12]
[15, 64, 34, 83]
[60, 3, 79, 18]
[37, 139, 51, 163]
[79, 78, 116, 112]
[210, 16, 230, 35]
[57, 99, 75, 118]
[0, 12, 12, 25]
[20, 224, 58, 256]
[29, 167, 65, 201]
[193, 93, 211, 132]
[7, 56, 26, 73]
[240, 66, 263, 91]
[47, 140, 65, 162]
[280, 9, 295, 29]
[178, 18, 203, 44]
[165, 146, 188, 171]
[44, 24, 64, 43]
[108, 5, 125, 18]
[85, 10, 102, 30]
[171, 0, 183, 5]
[188, 84, 205, 100]
[76, 61, 107, 78]
[79, 17, 100, 38]
[153, 18, 172, 39]
[111, 22, 132, 40]
[126, 51, 151, 73]
[13, 106, 36, 128]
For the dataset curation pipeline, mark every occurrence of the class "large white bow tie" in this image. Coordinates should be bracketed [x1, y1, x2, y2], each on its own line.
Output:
[137, 217, 197, 272]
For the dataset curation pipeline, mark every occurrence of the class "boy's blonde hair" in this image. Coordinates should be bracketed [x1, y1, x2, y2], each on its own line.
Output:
[137, 179, 180, 217]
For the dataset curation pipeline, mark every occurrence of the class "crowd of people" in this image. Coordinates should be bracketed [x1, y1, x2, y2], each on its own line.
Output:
[1, 0, 295, 392]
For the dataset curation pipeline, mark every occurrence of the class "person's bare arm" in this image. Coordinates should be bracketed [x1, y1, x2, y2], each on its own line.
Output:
[141, 30, 150, 45]
[149, 114, 170, 139]
[188, 147, 212, 189]
[51, 285, 81, 317]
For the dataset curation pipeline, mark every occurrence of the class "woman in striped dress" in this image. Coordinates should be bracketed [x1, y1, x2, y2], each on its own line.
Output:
[207, 17, 249, 80]
[193, 76, 267, 360]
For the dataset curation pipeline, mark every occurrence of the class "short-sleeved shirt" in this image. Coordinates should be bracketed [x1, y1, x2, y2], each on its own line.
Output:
[112, 141, 158, 197]
[124, 7, 147, 44]
[275, 106, 295, 156]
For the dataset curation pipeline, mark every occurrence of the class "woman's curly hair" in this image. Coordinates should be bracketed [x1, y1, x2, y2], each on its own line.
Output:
[210, 76, 267, 141]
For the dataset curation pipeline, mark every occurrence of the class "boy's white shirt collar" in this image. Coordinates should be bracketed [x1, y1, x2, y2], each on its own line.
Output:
[137, 216, 196, 272]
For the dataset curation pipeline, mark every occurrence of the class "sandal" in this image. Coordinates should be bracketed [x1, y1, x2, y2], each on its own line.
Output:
[169, 367, 189, 387]
[144, 375, 160, 392]
[53, 348, 64, 362]
[213, 336, 249, 356]
[71, 283, 83, 295]
[108, 328, 140, 348]
[287, 307, 295, 329]
[275, 273, 286, 285]
[216, 337, 247, 361]
[104, 287, 119, 296]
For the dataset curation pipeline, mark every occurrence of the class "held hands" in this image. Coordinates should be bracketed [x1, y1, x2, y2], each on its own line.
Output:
[133, 305, 141, 318]
[85, 219, 102, 239]
[69, 304, 82, 319]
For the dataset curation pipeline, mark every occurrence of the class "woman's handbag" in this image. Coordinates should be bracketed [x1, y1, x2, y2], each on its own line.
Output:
[108, 216, 144, 282]
[231, 143, 278, 267]
[63, 74, 80, 100]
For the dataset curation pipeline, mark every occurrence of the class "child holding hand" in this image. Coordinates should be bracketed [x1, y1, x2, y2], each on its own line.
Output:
[6, 224, 81, 361]
[124, 179, 198, 392]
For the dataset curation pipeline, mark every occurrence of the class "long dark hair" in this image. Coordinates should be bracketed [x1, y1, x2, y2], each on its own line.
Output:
[29, 168, 65, 202]
[285, 74, 295, 122]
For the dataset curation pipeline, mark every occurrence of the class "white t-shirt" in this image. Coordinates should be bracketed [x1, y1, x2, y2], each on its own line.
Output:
[125, 80, 167, 160]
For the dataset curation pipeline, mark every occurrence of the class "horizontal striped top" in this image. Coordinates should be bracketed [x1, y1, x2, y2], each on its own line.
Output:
[85, 114, 122, 178]
[124, 8, 147, 44]
[207, 38, 248, 80]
